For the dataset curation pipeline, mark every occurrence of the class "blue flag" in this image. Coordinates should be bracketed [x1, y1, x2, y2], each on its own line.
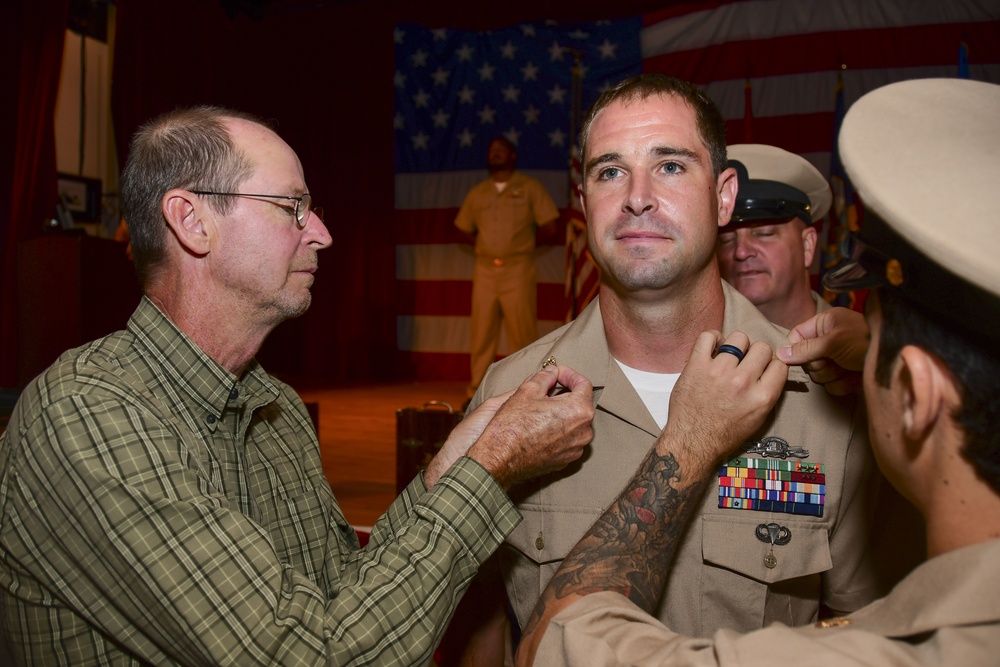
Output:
[394, 19, 642, 174]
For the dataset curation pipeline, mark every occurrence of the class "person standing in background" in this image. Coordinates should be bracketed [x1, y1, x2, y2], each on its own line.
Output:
[716, 143, 832, 330]
[455, 137, 560, 404]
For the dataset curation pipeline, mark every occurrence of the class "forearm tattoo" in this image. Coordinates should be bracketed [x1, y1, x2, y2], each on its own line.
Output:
[523, 446, 710, 634]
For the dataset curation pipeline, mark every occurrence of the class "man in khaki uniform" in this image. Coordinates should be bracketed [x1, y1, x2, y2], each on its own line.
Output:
[455, 137, 560, 400]
[519, 77, 1000, 666]
[454, 74, 912, 660]
[717, 144, 833, 329]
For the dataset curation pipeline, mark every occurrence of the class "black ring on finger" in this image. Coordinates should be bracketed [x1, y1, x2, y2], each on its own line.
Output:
[717, 344, 745, 363]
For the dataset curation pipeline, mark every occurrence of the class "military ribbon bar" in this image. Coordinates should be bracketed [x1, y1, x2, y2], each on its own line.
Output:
[719, 457, 826, 517]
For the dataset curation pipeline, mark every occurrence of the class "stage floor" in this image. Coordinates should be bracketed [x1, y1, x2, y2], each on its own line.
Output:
[298, 380, 467, 527]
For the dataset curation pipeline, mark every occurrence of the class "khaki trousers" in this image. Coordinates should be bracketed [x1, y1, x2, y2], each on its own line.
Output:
[467, 255, 538, 397]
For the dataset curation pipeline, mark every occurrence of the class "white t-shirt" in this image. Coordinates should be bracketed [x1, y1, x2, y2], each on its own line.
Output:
[614, 359, 680, 431]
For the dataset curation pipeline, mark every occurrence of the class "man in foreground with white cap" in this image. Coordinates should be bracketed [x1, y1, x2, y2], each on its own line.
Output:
[516, 77, 1000, 666]
[717, 144, 833, 330]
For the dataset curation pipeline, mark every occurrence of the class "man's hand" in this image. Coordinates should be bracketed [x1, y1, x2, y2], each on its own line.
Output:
[467, 365, 594, 490]
[777, 307, 870, 396]
[661, 331, 788, 466]
[424, 391, 514, 489]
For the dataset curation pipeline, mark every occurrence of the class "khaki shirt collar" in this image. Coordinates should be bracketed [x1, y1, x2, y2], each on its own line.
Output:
[538, 281, 809, 436]
[721, 281, 810, 383]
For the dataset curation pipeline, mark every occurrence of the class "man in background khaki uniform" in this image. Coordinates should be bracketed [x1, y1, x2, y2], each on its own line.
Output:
[455, 137, 560, 401]
[717, 144, 833, 329]
[450, 74, 913, 664]
[519, 77, 1000, 667]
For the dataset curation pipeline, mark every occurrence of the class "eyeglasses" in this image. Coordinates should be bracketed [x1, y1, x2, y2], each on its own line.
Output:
[189, 190, 318, 229]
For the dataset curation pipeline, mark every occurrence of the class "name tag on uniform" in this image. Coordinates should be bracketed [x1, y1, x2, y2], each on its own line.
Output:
[718, 457, 826, 517]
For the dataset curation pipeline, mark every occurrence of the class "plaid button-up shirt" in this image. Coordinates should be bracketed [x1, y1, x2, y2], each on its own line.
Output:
[0, 297, 519, 665]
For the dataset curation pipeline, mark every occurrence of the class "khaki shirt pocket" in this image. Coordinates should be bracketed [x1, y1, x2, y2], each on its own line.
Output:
[695, 515, 833, 630]
[500, 504, 603, 627]
[703, 514, 832, 584]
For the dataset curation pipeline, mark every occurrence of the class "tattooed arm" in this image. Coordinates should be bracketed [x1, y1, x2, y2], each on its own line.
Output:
[516, 331, 788, 666]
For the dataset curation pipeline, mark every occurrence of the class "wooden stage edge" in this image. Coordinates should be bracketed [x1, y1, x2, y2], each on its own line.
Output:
[293, 379, 468, 528]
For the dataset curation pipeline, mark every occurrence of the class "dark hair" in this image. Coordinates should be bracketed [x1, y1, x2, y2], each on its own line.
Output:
[119, 106, 269, 287]
[489, 136, 517, 153]
[578, 73, 728, 177]
[875, 287, 1000, 493]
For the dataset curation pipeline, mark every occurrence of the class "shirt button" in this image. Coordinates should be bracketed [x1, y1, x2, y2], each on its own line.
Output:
[535, 535, 544, 550]
[207, 414, 217, 424]
[229, 387, 239, 400]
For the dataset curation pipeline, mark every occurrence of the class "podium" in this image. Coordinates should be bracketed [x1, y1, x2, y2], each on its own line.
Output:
[16, 234, 141, 386]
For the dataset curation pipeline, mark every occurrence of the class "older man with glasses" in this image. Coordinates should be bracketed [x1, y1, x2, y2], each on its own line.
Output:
[0, 106, 595, 665]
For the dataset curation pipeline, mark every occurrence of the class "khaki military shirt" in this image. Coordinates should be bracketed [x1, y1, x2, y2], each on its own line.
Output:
[813, 290, 832, 315]
[534, 538, 1000, 666]
[472, 283, 891, 637]
[454, 171, 559, 260]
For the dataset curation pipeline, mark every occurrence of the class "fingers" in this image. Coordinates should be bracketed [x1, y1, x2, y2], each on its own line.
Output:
[802, 358, 838, 383]
[661, 330, 787, 464]
[553, 365, 594, 396]
[692, 330, 725, 362]
[524, 364, 561, 395]
[759, 349, 791, 395]
[468, 364, 596, 489]
[824, 373, 863, 397]
[715, 335, 787, 397]
[705, 331, 763, 372]
[777, 309, 869, 399]
[777, 334, 829, 366]
[778, 308, 869, 372]
[786, 313, 820, 345]
[521, 364, 594, 400]
[717, 332, 752, 365]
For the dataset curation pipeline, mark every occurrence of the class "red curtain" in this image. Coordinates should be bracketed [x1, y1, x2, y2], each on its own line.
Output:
[0, 0, 71, 387]
[111, 0, 401, 384]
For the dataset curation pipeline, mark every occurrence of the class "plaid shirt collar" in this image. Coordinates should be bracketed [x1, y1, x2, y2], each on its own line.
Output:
[126, 296, 279, 434]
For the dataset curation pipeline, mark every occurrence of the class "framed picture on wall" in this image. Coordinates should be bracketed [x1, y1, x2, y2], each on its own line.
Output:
[57, 174, 102, 221]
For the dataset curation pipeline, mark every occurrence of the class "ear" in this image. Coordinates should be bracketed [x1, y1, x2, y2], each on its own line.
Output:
[895, 345, 955, 442]
[163, 189, 211, 256]
[801, 224, 818, 267]
[577, 182, 587, 218]
[716, 166, 738, 228]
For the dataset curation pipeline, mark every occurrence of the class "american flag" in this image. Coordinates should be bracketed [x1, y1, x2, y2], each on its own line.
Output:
[564, 145, 599, 321]
[395, 0, 1000, 381]
[394, 18, 641, 379]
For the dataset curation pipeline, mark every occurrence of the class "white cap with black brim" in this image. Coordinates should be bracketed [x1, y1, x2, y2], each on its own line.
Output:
[823, 78, 1000, 344]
